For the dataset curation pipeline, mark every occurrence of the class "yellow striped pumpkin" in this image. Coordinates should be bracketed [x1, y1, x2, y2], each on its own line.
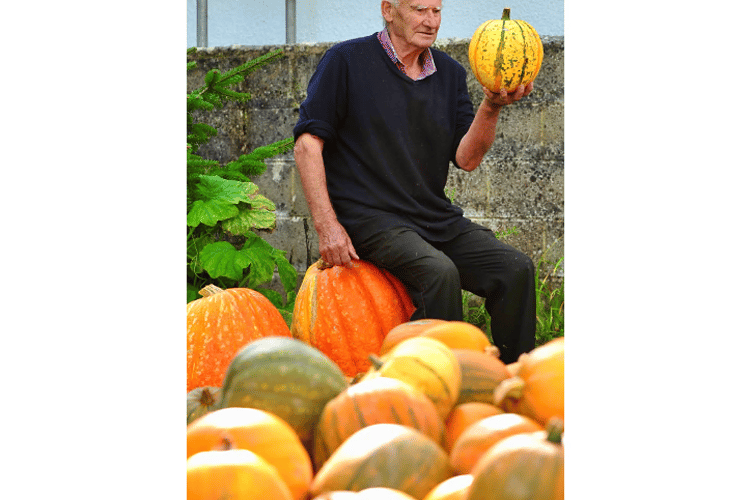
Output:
[468, 8, 544, 93]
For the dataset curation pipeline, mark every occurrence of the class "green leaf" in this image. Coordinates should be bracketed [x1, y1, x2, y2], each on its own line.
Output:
[187, 175, 260, 227]
[273, 250, 299, 303]
[199, 241, 254, 281]
[239, 235, 277, 287]
[223, 206, 276, 235]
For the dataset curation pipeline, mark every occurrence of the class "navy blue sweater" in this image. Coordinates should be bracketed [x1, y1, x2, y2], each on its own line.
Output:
[293, 33, 476, 244]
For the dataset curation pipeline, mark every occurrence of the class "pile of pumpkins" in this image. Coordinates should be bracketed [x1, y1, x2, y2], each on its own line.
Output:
[187, 260, 563, 500]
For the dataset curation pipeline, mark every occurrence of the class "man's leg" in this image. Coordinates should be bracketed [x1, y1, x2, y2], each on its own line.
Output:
[436, 224, 536, 363]
[354, 226, 464, 322]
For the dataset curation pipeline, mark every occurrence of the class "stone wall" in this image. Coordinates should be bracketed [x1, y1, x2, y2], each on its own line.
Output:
[187, 36, 564, 289]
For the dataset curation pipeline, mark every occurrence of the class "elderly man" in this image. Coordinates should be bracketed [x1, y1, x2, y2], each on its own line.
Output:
[293, 0, 537, 363]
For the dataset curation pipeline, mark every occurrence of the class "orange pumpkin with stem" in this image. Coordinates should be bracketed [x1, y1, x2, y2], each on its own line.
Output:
[466, 418, 564, 500]
[493, 337, 564, 427]
[291, 259, 415, 377]
[187, 284, 291, 392]
[187, 407, 312, 500]
[187, 436, 293, 500]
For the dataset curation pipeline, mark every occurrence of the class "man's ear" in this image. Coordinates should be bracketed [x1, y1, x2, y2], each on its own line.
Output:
[381, 1, 395, 23]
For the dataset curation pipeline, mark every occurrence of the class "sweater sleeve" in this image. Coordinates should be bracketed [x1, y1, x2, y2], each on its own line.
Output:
[451, 65, 475, 168]
[293, 48, 348, 143]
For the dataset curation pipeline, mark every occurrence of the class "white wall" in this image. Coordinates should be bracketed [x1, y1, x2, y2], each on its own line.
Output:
[187, 0, 563, 48]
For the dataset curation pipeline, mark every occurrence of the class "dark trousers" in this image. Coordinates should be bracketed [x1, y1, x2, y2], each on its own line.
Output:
[355, 223, 536, 363]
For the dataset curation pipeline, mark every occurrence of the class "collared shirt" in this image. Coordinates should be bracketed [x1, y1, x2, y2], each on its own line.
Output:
[377, 27, 437, 80]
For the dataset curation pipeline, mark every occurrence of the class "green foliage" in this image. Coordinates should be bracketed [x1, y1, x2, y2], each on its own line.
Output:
[187, 47, 297, 321]
[461, 227, 564, 347]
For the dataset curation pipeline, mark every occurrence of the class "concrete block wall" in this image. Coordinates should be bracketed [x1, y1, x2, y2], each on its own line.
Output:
[187, 36, 564, 289]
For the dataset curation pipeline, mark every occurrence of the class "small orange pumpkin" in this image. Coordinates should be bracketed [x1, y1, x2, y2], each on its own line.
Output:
[449, 412, 543, 475]
[187, 284, 292, 392]
[313, 377, 444, 470]
[187, 439, 293, 500]
[291, 259, 415, 377]
[493, 337, 564, 427]
[466, 419, 564, 500]
[443, 402, 502, 454]
[187, 407, 312, 500]
[380, 320, 498, 356]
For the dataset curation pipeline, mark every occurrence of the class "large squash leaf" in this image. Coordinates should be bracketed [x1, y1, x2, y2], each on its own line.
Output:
[198, 241, 255, 281]
[187, 175, 259, 227]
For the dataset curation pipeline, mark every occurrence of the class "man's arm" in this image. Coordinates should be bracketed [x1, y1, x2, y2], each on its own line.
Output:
[455, 81, 534, 172]
[293, 132, 359, 267]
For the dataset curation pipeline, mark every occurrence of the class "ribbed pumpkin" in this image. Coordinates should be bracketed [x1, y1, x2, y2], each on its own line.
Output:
[380, 320, 498, 356]
[291, 259, 415, 377]
[453, 348, 511, 405]
[187, 441, 293, 500]
[449, 412, 543, 475]
[310, 424, 452, 500]
[361, 337, 461, 419]
[187, 386, 221, 425]
[311, 488, 417, 500]
[442, 402, 502, 454]
[423, 474, 474, 500]
[493, 336, 564, 427]
[468, 7, 544, 93]
[466, 419, 564, 500]
[313, 377, 445, 470]
[187, 407, 313, 500]
[187, 284, 292, 392]
[219, 336, 348, 447]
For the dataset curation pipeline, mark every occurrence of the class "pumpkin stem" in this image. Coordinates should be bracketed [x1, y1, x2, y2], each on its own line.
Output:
[215, 434, 234, 451]
[502, 7, 511, 20]
[545, 417, 564, 444]
[316, 259, 335, 270]
[200, 387, 218, 406]
[493, 376, 524, 410]
[368, 353, 384, 370]
[199, 284, 224, 297]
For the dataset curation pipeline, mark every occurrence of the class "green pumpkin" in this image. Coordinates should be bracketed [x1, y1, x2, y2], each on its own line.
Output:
[219, 336, 348, 446]
[187, 386, 221, 425]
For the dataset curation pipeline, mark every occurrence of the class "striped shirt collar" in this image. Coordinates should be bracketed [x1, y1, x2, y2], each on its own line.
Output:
[377, 27, 437, 80]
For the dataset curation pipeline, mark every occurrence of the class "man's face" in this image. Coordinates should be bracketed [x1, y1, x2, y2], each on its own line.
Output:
[384, 0, 442, 51]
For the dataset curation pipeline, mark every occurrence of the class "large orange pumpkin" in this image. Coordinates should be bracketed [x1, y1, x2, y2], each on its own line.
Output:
[361, 337, 461, 419]
[187, 407, 312, 500]
[187, 443, 293, 500]
[313, 377, 445, 470]
[466, 419, 564, 500]
[187, 284, 292, 392]
[310, 424, 452, 500]
[291, 259, 415, 377]
[493, 336, 564, 427]
[449, 412, 543, 474]
[468, 7, 544, 93]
